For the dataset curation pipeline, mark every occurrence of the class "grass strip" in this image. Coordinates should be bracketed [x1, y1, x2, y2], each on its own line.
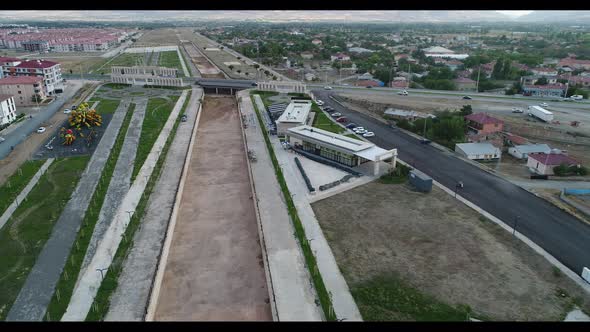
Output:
[312, 111, 346, 134]
[351, 274, 472, 321]
[250, 93, 336, 321]
[92, 99, 121, 115]
[0, 160, 46, 216]
[85, 90, 191, 321]
[131, 96, 180, 182]
[0, 156, 90, 320]
[42, 103, 134, 321]
[158, 51, 184, 76]
[178, 47, 192, 77]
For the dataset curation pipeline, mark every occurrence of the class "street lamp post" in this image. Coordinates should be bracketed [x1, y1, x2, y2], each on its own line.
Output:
[96, 268, 108, 279]
[454, 181, 464, 198]
[512, 215, 520, 237]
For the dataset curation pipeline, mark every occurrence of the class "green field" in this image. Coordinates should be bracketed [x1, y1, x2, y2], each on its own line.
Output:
[104, 53, 145, 68]
[44, 104, 134, 321]
[352, 274, 472, 321]
[0, 160, 46, 216]
[0, 156, 90, 320]
[88, 99, 121, 115]
[131, 96, 180, 181]
[158, 51, 185, 76]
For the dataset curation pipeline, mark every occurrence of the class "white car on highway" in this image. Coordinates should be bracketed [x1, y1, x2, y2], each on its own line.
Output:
[64, 109, 72, 114]
[398, 90, 408, 96]
[363, 132, 375, 137]
[540, 102, 549, 107]
[324, 86, 333, 90]
[331, 112, 342, 117]
[37, 127, 46, 133]
[511, 107, 523, 113]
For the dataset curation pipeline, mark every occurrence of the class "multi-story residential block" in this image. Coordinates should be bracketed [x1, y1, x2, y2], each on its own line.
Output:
[0, 94, 17, 126]
[12, 60, 62, 95]
[0, 76, 47, 106]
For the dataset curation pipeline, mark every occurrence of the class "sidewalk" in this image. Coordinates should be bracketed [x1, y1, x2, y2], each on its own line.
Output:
[105, 88, 202, 321]
[238, 91, 323, 321]
[61, 90, 189, 321]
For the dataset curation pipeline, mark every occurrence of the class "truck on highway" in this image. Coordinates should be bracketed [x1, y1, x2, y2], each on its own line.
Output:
[527, 105, 554, 122]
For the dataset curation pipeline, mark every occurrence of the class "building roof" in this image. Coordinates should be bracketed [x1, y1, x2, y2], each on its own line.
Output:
[16, 59, 59, 69]
[277, 100, 312, 124]
[528, 152, 578, 166]
[512, 144, 551, 154]
[0, 94, 13, 102]
[0, 57, 21, 63]
[465, 113, 503, 125]
[288, 125, 394, 161]
[0, 76, 43, 84]
[423, 46, 455, 54]
[455, 142, 500, 155]
[503, 132, 528, 145]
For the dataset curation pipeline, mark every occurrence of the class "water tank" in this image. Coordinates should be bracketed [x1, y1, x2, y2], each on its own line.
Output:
[409, 169, 432, 193]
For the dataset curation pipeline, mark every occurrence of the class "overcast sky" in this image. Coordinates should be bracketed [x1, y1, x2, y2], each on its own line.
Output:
[0, 10, 560, 23]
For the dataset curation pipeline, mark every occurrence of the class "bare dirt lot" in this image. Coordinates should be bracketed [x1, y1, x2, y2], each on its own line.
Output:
[311, 181, 590, 321]
[134, 29, 180, 47]
[152, 95, 271, 321]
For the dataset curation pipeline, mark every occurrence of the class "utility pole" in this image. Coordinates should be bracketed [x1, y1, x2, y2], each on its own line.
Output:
[408, 63, 411, 87]
[476, 65, 481, 93]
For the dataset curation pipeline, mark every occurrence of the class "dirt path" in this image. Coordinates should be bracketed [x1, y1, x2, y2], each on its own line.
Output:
[152, 95, 271, 321]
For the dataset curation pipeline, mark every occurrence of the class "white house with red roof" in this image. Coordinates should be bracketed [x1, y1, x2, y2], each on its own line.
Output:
[11, 59, 62, 95]
[557, 57, 590, 71]
[526, 151, 580, 175]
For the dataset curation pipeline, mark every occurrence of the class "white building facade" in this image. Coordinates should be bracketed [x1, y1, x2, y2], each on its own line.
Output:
[0, 95, 17, 126]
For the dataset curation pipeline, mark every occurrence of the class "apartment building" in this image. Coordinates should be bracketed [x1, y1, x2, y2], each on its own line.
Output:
[2, 59, 63, 95]
[0, 76, 47, 106]
[0, 94, 17, 126]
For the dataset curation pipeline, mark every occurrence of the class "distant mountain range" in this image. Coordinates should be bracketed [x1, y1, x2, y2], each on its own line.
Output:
[0, 10, 589, 24]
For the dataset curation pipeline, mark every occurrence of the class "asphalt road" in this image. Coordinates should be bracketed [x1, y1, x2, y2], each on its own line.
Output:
[313, 89, 590, 276]
[0, 81, 83, 160]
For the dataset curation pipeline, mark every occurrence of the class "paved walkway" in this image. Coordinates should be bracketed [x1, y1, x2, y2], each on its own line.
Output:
[6, 101, 132, 321]
[238, 91, 323, 321]
[0, 158, 55, 231]
[268, 129, 363, 321]
[104, 88, 202, 321]
[79, 98, 145, 274]
[61, 90, 189, 321]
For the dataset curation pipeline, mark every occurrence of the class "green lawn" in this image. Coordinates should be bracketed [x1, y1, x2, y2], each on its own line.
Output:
[312, 111, 346, 134]
[351, 274, 472, 321]
[252, 90, 279, 108]
[158, 51, 185, 76]
[43, 104, 134, 321]
[344, 133, 363, 141]
[0, 160, 46, 216]
[107, 53, 145, 68]
[86, 91, 192, 321]
[131, 96, 180, 182]
[89, 99, 121, 115]
[0, 156, 90, 320]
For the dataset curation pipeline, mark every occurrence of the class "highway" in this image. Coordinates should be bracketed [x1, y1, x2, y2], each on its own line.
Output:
[313, 89, 590, 277]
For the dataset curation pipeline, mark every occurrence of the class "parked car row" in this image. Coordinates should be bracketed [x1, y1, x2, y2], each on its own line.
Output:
[320, 103, 375, 138]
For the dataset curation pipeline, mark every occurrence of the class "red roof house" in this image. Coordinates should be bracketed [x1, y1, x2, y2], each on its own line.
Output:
[526, 152, 579, 175]
[465, 113, 504, 135]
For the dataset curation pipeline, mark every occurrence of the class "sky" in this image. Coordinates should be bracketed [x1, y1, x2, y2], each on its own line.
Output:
[495, 11, 534, 18]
